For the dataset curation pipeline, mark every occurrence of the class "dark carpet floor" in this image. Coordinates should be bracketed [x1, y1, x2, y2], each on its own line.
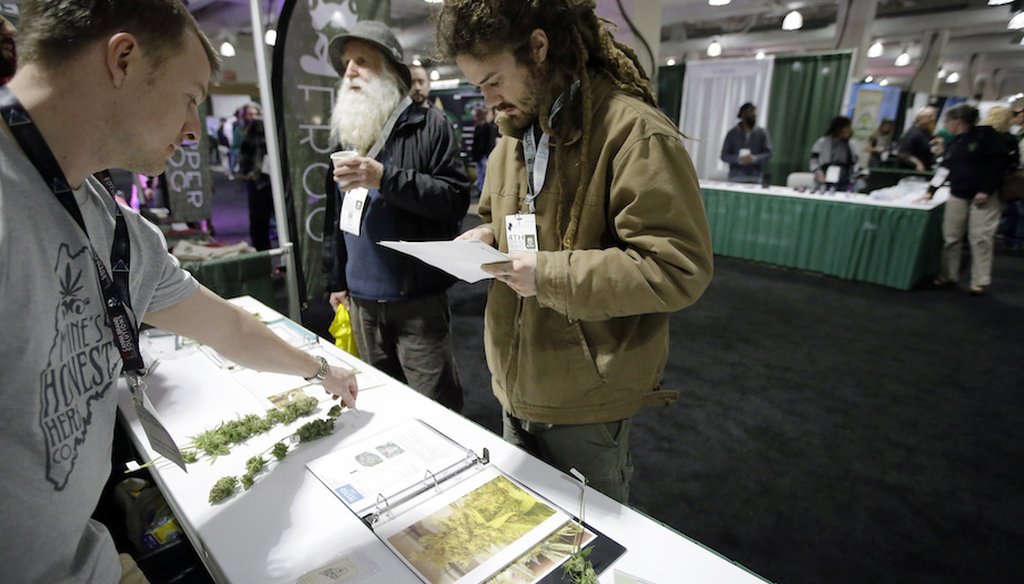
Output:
[208, 171, 1024, 584]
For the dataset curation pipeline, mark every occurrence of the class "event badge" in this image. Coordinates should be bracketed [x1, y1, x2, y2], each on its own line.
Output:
[929, 167, 950, 189]
[824, 165, 842, 184]
[340, 188, 368, 236]
[127, 375, 188, 472]
[505, 213, 538, 253]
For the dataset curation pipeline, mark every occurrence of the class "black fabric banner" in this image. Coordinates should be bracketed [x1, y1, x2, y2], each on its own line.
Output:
[272, 0, 391, 303]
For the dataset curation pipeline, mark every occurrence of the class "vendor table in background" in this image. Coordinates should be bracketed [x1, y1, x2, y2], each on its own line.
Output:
[118, 297, 771, 584]
[180, 250, 277, 308]
[700, 180, 945, 290]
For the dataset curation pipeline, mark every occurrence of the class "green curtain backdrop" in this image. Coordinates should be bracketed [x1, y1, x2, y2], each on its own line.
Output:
[656, 64, 684, 127]
[765, 51, 852, 186]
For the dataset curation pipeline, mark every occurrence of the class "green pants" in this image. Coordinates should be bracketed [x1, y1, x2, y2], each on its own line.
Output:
[502, 412, 634, 504]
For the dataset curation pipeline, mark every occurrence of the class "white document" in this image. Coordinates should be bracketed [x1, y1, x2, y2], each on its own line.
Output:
[378, 240, 510, 283]
[306, 420, 473, 517]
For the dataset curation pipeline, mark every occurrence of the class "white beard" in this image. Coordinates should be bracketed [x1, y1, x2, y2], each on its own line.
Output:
[330, 72, 404, 154]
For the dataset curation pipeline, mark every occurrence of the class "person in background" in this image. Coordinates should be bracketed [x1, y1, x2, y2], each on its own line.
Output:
[438, 0, 713, 503]
[926, 104, 1010, 295]
[409, 63, 431, 108]
[469, 106, 498, 196]
[0, 2, 358, 583]
[866, 118, 895, 167]
[720, 102, 772, 183]
[810, 115, 859, 190]
[0, 9, 17, 85]
[237, 105, 274, 251]
[215, 117, 230, 174]
[985, 105, 1024, 251]
[322, 21, 470, 412]
[898, 105, 940, 171]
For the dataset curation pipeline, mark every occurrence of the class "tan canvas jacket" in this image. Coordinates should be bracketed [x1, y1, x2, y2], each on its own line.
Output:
[479, 74, 713, 425]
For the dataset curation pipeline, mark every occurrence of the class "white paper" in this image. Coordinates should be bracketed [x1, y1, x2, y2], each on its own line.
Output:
[824, 165, 842, 184]
[307, 420, 472, 517]
[379, 240, 510, 283]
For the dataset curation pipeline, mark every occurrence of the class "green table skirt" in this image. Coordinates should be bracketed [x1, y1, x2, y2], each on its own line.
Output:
[180, 251, 277, 307]
[701, 188, 944, 290]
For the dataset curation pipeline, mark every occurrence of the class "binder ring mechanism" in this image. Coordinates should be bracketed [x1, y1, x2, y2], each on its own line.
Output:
[362, 447, 491, 528]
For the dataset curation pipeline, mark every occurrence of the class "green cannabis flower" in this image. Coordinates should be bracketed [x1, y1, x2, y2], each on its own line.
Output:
[209, 476, 238, 503]
[296, 418, 335, 442]
[271, 442, 289, 461]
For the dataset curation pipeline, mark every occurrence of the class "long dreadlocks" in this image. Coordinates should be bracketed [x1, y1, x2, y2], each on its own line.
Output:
[436, 0, 661, 248]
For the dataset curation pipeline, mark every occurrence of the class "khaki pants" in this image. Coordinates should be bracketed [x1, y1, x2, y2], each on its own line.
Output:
[940, 195, 1002, 287]
[119, 553, 151, 584]
[503, 412, 634, 504]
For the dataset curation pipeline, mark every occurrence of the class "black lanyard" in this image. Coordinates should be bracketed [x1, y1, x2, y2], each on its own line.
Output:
[0, 85, 144, 374]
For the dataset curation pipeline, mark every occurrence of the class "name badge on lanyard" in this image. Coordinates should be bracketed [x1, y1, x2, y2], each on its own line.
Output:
[340, 188, 368, 236]
[505, 213, 538, 253]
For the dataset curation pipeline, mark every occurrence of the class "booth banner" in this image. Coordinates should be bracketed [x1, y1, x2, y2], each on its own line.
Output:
[851, 88, 883, 141]
[165, 102, 213, 223]
[274, 0, 390, 302]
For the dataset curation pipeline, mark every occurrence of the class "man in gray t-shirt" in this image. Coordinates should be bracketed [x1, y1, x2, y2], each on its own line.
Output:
[0, 3, 359, 582]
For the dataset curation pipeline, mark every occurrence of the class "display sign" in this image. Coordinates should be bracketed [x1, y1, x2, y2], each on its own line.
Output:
[273, 0, 390, 302]
[852, 88, 883, 142]
[164, 103, 213, 223]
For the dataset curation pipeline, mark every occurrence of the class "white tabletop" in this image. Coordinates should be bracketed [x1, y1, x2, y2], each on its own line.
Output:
[119, 297, 770, 584]
[700, 179, 948, 210]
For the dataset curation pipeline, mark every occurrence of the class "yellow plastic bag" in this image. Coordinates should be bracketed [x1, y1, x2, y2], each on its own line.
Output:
[328, 304, 359, 358]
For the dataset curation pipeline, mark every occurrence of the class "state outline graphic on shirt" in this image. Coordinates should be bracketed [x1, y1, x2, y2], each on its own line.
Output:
[39, 243, 119, 490]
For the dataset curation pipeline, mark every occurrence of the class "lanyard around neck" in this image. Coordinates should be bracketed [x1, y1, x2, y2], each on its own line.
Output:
[522, 80, 580, 214]
[0, 85, 144, 374]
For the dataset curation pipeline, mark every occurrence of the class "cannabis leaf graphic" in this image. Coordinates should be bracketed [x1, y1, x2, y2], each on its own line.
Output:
[59, 263, 87, 315]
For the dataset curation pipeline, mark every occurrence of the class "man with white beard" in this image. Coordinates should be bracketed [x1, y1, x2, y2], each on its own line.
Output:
[322, 21, 470, 412]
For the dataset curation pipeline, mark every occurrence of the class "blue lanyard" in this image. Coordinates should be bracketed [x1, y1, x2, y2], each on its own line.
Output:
[0, 85, 144, 374]
[522, 80, 580, 214]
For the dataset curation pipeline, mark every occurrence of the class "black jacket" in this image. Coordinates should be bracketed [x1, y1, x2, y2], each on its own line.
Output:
[322, 103, 470, 298]
[935, 125, 1010, 200]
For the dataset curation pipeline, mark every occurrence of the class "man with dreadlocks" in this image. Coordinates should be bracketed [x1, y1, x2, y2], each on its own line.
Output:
[438, 0, 713, 503]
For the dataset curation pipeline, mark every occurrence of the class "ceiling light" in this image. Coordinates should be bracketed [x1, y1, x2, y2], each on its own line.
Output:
[264, 28, 277, 46]
[424, 0, 443, 4]
[219, 40, 235, 57]
[867, 41, 884, 58]
[1010, 11, 1024, 30]
[430, 69, 440, 81]
[946, 72, 960, 84]
[782, 10, 803, 31]
[865, 75, 874, 83]
[412, 57, 422, 66]
[987, 0, 1012, 5]
[879, 78, 889, 86]
[937, 68, 948, 79]
[708, 0, 731, 5]
[755, 51, 766, 60]
[666, 58, 676, 66]
[894, 50, 911, 67]
[707, 39, 722, 57]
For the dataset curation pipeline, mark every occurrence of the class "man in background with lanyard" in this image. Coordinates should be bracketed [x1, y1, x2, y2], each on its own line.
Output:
[0, 2, 358, 583]
[438, 1, 713, 503]
[322, 22, 470, 412]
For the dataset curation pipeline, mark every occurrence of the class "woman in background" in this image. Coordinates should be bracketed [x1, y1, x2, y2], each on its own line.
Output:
[866, 119, 895, 167]
[810, 116, 858, 190]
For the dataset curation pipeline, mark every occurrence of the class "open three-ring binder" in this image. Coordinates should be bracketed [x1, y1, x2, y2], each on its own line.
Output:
[306, 419, 625, 584]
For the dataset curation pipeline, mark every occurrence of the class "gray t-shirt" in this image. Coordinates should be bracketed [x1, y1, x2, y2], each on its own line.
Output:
[0, 129, 198, 582]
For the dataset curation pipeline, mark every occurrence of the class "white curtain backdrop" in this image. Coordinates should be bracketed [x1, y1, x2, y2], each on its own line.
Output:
[678, 57, 774, 181]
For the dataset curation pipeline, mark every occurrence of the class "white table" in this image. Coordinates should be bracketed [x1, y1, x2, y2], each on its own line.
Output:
[118, 297, 770, 584]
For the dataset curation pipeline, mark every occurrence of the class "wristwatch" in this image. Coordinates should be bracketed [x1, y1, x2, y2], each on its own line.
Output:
[303, 355, 330, 384]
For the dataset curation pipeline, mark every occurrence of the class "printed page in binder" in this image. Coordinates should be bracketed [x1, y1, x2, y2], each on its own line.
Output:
[306, 419, 472, 518]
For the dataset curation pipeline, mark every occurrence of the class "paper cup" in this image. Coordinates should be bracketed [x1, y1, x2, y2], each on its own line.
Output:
[330, 150, 359, 166]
